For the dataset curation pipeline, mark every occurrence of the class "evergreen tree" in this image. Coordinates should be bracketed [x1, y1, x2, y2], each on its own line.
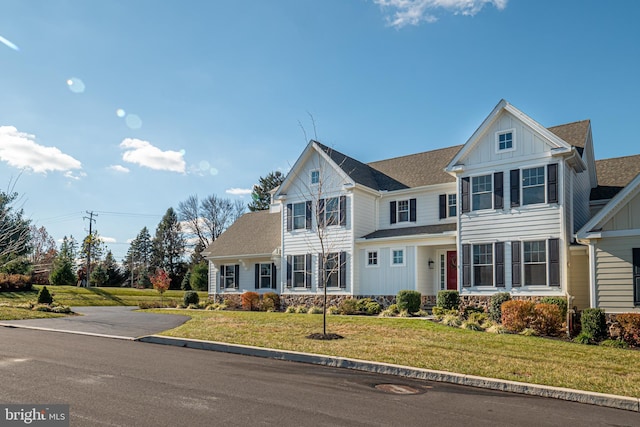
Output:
[103, 251, 124, 286]
[152, 208, 186, 285]
[181, 270, 192, 291]
[248, 171, 285, 211]
[189, 261, 209, 291]
[0, 188, 32, 271]
[49, 242, 77, 287]
[124, 227, 152, 288]
[90, 264, 109, 287]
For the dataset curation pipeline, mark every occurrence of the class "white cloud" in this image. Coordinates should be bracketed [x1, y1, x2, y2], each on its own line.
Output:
[99, 236, 117, 244]
[0, 126, 82, 174]
[119, 138, 186, 173]
[226, 188, 252, 196]
[108, 164, 130, 173]
[374, 0, 508, 28]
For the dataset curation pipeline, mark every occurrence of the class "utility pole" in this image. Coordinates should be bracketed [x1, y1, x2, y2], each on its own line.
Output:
[83, 211, 97, 287]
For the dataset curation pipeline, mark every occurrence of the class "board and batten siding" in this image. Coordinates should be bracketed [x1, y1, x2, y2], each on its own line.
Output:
[357, 246, 416, 296]
[602, 191, 640, 231]
[594, 236, 640, 313]
[463, 111, 554, 166]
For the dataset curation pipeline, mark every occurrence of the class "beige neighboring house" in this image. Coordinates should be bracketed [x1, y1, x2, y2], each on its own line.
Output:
[201, 210, 281, 296]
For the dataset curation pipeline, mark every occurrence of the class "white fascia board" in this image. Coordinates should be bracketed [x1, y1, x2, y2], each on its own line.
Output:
[576, 172, 640, 240]
[312, 141, 356, 186]
[206, 253, 273, 262]
[355, 231, 457, 245]
[379, 182, 457, 197]
[274, 140, 315, 197]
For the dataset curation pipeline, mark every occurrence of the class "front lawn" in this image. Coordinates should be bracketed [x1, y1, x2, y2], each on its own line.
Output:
[153, 309, 640, 398]
[0, 306, 67, 320]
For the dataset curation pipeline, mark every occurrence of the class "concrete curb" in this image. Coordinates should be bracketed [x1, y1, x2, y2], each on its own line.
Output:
[137, 335, 640, 413]
[0, 323, 136, 341]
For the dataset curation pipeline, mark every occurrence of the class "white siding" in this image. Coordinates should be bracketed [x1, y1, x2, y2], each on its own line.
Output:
[377, 184, 457, 230]
[353, 189, 377, 238]
[594, 236, 639, 313]
[460, 206, 562, 241]
[573, 167, 592, 233]
[602, 192, 640, 231]
[358, 246, 416, 295]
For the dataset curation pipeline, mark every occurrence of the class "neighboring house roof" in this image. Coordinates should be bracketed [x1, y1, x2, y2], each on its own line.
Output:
[361, 223, 457, 240]
[591, 154, 640, 201]
[547, 119, 590, 155]
[315, 141, 408, 191]
[368, 145, 462, 187]
[201, 210, 281, 259]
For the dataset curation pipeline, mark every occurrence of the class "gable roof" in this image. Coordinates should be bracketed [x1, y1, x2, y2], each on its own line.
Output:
[361, 223, 457, 240]
[201, 210, 281, 259]
[547, 119, 590, 154]
[591, 154, 640, 201]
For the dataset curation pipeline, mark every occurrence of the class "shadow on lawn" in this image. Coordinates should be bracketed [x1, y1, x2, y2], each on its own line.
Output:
[85, 288, 126, 305]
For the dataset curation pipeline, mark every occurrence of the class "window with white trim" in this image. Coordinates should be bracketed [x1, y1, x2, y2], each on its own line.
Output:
[367, 250, 378, 266]
[259, 263, 272, 289]
[472, 175, 493, 211]
[392, 249, 404, 266]
[397, 200, 409, 222]
[324, 253, 339, 288]
[311, 170, 319, 185]
[473, 244, 493, 286]
[448, 194, 457, 217]
[523, 241, 546, 286]
[222, 265, 237, 289]
[522, 167, 545, 205]
[324, 197, 339, 226]
[292, 202, 306, 230]
[496, 130, 514, 151]
[292, 255, 307, 288]
[440, 253, 446, 290]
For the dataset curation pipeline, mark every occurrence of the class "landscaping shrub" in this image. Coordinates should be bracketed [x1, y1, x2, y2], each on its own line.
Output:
[183, 290, 200, 306]
[284, 306, 296, 313]
[308, 305, 323, 314]
[616, 313, 640, 347]
[600, 338, 628, 349]
[37, 286, 53, 305]
[530, 303, 563, 336]
[262, 292, 280, 312]
[397, 290, 422, 313]
[0, 273, 32, 291]
[489, 292, 511, 323]
[580, 308, 607, 342]
[540, 296, 568, 318]
[337, 298, 358, 315]
[501, 300, 535, 333]
[436, 290, 459, 311]
[355, 298, 382, 315]
[241, 292, 260, 311]
[223, 297, 241, 310]
[295, 305, 308, 314]
[573, 331, 592, 344]
[380, 304, 399, 317]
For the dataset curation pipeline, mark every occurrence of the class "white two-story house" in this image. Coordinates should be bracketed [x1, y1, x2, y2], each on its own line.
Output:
[203, 100, 640, 312]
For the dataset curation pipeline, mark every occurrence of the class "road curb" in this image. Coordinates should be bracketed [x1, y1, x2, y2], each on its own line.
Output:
[0, 323, 136, 341]
[137, 334, 640, 412]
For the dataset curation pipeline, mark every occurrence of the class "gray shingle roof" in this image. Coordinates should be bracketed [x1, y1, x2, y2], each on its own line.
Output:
[361, 223, 457, 240]
[202, 210, 281, 259]
[591, 154, 640, 200]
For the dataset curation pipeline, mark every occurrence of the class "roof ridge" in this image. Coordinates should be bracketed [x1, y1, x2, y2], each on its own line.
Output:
[547, 119, 590, 129]
[595, 153, 640, 162]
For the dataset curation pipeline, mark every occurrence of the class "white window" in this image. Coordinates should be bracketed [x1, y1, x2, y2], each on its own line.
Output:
[293, 255, 307, 288]
[292, 202, 306, 230]
[259, 263, 272, 289]
[472, 175, 493, 211]
[448, 194, 457, 217]
[222, 265, 237, 289]
[496, 130, 515, 151]
[324, 197, 339, 226]
[440, 253, 446, 290]
[522, 167, 545, 205]
[392, 249, 405, 266]
[324, 253, 339, 288]
[367, 250, 378, 267]
[473, 244, 493, 286]
[524, 241, 546, 286]
[311, 170, 319, 185]
[397, 200, 409, 222]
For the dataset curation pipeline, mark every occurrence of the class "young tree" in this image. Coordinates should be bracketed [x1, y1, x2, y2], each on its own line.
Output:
[0, 187, 31, 272]
[124, 227, 152, 287]
[29, 225, 58, 279]
[248, 171, 285, 211]
[90, 264, 109, 287]
[103, 250, 124, 287]
[152, 208, 186, 285]
[49, 240, 77, 286]
[150, 268, 170, 305]
[180, 270, 192, 291]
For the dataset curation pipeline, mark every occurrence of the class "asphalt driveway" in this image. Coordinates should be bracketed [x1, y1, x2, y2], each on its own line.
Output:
[0, 306, 190, 338]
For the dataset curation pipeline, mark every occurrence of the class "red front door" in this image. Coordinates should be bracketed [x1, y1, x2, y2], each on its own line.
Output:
[446, 251, 457, 290]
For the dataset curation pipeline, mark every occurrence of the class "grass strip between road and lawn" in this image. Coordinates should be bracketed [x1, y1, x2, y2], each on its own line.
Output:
[151, 309, 640, 398]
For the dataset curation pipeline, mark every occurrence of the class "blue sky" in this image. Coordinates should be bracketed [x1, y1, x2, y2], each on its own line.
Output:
[1, 0, 639, 261]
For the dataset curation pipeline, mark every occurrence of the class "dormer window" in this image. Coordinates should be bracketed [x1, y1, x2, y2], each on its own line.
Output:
[311, 170, 320, 185]
[496, 130, 515, 152]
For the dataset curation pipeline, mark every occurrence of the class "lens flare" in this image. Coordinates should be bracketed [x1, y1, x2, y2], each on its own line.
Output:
[199, 160, 210, 171]
[125, 114, 142, 129]
[66, 77, 85, 93]
[116, 109, 126, 118]
[210, 167, 219, 176]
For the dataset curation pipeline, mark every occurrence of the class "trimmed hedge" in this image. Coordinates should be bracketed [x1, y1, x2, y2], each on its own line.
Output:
[489, 292, 511, 323]
[183, 290, 200, 306]
[436, 290, 459, 311]
[581, 308, 607, 342]
[261, 292, 280, 311]
[37, 286, 53, 305]
[616, 313, 640, 347]
[540, 296, 568, 318]
[397, 290, 422, 314]
[241, 292, 260, 311]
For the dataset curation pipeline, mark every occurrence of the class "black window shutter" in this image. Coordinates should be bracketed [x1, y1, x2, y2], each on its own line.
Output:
[462, 244, 471, 287]
[339, 252, 347, 289]
[409, 198, 417, 222]
[317, 253, 324, 288]
[494, 172, 504, 210]
[512, 241, 521, 287]
[305, 254, 312, 289]
[305, 201, 312, 229]
[286, 256, 292, 289]
[271, 263, 277, 290]
[234, 264, 240, 289]
[219, 265, 224, 289]
[461, 177, 470, 213]
[254, 264, 259, 289]
[495, 242, 505, 287]
[286, 204, 292, 231]
[633, 248, 640, 306]
[318, 198, 325, 228]
[510, 169, 520, 208]
[390, 201, 397, 224]
[549, 238, 560, 286]
[339, 195, 347, 226]
[547, 164, 558, 204]
[439, 194, 447, 219]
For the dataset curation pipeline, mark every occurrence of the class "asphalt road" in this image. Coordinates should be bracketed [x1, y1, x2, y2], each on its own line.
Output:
[0, 328, 637, 426]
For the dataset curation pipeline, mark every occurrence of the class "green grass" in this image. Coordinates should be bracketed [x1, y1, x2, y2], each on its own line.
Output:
[0, 306, 67, 320]
[152, 309, 640, 398]
[0, 286, 208, 307]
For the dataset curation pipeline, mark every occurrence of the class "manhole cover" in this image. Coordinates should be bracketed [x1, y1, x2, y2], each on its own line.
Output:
[374, 384, 423, 395]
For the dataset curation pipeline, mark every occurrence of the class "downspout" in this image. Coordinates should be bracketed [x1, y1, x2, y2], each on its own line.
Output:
[588, 242, 597, 308]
